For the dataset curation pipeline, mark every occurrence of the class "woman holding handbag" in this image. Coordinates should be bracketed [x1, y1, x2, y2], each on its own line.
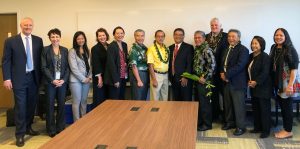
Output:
[270, 28, 299, 139]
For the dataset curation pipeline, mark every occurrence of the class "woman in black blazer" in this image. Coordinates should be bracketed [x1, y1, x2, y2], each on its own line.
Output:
[247, 36, 272, 138]
[104, 26, 128, 99]
[41, 28, 69, 137]
[91, 28, 109, 108]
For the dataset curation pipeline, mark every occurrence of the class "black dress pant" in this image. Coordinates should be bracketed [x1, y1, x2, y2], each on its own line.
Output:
[108, 78, 126, 100]
[277, 96, 293, 132]
[196, 83, 212, 128]
[251, 96, 271, 134]
[211, 74, 224, 120]
[46, 83, 67, 134]
[92, 77, 107, 109]
[13, 72, 38, 137]
[171, 77, 192, 101]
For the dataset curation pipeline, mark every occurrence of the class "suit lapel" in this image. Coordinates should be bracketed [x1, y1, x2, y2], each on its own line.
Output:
[32, 36, 40, 66]
[113, 41, 120, 60]
[251, 53, 261, 74]
[225, 45, 235, 64]
[49, 46, 56, 68]
[17, 34, 27, 59]
[227, 48, 234, 64]
[176, 42, 184, 58]
[175, 42, 184, 63]
[170, 44, 174, 63]
[60, 48, 66, 71]
[121, 42, 127, 59]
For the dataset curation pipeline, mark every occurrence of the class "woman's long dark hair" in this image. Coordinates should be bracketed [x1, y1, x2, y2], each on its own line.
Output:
[273, 28, 294, 50]
[73, 31, 89, 59]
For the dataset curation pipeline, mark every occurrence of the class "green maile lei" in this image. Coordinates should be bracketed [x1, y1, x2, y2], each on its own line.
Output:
[207, 29, 223, 53]
[154, 41, 169, 64]
[183, 42, 215, 97]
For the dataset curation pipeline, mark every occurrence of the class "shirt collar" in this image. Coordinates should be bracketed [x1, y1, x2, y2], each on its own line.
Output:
[155, 41, 165, 49]
[20, 32, 32, 39]
[229, 44, 237, 49]
[175, 42, 182, 48]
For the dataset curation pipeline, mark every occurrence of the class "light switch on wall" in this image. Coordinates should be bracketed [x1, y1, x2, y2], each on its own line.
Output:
[8, 32, 12, 37]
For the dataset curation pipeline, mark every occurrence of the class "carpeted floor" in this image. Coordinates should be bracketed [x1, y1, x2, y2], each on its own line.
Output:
[196, 118, 300, 149]
[0, 108, 299, 149]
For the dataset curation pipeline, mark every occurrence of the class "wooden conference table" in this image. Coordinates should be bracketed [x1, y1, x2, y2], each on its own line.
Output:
[40, 100, 198, 149]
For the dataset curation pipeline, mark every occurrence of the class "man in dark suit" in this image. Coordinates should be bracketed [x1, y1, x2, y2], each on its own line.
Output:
[206, 18, 228, 121]
[220, 29, 249, 136]
[2, 17, 43, 147]
[169, 28, 194, 101]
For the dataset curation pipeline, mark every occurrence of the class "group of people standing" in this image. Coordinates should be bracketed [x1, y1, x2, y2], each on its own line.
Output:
[2, 17, 299, 147]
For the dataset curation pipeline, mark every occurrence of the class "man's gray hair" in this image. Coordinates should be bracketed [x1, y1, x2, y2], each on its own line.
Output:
[228, 29, 241, 38]
[134, 29, 145, 36]
[194, 30, 206, 38]
[210, 17, 221, 26]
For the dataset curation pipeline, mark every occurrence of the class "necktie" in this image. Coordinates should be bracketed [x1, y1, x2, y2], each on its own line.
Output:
[172, 44, 179, 75]
[224, 46, 232, 72]
[25, 36, 33, 70]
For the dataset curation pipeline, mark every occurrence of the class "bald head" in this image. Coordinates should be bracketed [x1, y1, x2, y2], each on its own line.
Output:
[20, 17, 34, 36]
[210, 17, 222, 35]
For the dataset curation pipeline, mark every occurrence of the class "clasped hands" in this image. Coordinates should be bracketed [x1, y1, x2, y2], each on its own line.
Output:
[220, 73, 229, 82]
[52, 80, 65, 87]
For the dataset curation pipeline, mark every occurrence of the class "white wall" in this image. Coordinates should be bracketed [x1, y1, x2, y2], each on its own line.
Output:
[1, 0, 300, 54]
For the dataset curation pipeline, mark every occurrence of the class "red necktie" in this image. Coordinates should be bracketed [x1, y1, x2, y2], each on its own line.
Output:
[172, 44, 179, 75]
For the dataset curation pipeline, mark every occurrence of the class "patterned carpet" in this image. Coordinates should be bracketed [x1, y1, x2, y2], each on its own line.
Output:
[196, 117, 300, 149]
[0, 108, 299, 149]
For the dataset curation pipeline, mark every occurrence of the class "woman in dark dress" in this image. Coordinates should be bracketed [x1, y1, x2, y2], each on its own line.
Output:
[91, 28, 109, 108]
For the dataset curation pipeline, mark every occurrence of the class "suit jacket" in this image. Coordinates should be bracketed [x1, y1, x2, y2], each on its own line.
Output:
[220, 43, 249, 90]
[168, 42, 194, 81]
[68, 48, 92, 83]
[91, 42, 108, 78]
[104, 41, 128, 85]
[2, 34, 43, 89]
[248, 52, 272, 99]
[206, 32, 228, 73]
[41, 45, 70, 84]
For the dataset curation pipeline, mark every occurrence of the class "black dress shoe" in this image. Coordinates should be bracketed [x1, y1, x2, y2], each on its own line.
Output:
[249, 129, 261, 133]
[260, 133, 269, 138]
[221, 124, 235, 130]
[198, 126, 212, 131]
[49, 133, 56, 138]
[26, 128, 40, 136]
[16, 136, 24, 147]
[233, 128, 246, 136]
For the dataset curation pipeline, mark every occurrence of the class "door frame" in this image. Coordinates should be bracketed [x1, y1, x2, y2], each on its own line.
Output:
[0, 11, 19, 108]
[0, 11, 20, 33]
